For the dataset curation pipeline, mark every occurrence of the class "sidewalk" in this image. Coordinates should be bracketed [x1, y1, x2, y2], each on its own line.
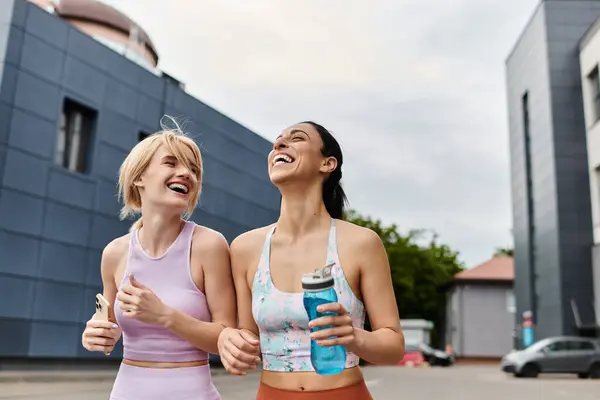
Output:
[0, 366, 229, 384]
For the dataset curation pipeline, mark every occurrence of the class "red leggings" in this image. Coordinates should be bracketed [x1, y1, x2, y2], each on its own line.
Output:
[256, 381, 373, 400]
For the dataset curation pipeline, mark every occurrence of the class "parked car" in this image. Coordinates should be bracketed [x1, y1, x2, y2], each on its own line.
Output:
[419, 342, 455, 367]
[500, 336, 600, 379]
[399, 343, 425, 367]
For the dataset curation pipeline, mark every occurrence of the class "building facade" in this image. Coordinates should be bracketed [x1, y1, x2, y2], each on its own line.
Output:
[579, 17, 600, 326]
[506, 0, 599, 345]
[445, 256, 515, 358]
[0, 0, 280, 361]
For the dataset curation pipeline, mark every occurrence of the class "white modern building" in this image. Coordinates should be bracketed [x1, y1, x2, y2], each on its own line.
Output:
[578, 19, 600, 325]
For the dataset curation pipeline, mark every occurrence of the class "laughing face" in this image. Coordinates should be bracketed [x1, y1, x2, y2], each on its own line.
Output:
[135, 144, 200, 214]
[268, 122, 337, 186]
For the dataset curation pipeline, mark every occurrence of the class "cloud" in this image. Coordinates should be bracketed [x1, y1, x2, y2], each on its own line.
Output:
[100, 0, 540, 266]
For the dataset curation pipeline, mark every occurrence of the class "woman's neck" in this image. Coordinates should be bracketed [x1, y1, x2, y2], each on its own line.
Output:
[277, 184, 331, 239]
[138, 211, 183, 258]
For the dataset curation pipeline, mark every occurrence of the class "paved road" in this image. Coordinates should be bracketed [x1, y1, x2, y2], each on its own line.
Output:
[1, 365, 599, 399]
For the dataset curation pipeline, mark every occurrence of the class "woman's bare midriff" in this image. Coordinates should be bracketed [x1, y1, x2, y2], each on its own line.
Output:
[260, 366, 364, 391]
[122, 359, 208, 369]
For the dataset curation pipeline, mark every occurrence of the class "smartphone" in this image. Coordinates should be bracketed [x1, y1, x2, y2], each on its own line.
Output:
[94, 293, 116, 323]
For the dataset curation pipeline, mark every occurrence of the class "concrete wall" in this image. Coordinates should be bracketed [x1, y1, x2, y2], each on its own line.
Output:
[0, 0, 280, 359]
[506, 0, 597, 342]
[446, 284, 515, 358]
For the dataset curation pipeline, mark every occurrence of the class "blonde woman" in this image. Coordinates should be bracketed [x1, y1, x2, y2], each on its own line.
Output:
[81, 120, 235, 399]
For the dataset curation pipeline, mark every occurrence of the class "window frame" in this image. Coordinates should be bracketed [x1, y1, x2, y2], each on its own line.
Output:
[54, 98, 97, 174]
[506, 290, 516, 313]
[588, 66, 600, 123]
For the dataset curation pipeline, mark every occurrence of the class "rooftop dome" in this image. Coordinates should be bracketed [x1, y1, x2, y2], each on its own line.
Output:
[29, 0, 159, 70]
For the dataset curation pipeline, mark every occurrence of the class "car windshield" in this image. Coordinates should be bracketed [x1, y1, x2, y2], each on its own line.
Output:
[419, 343, 433, 352]
[523, 338, 553, 353]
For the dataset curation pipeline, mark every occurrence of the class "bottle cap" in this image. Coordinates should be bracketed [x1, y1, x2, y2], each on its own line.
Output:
[301, 262, 335, 291]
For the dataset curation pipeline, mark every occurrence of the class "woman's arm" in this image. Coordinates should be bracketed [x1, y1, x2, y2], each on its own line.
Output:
[346, 228, 405, 364]
[160, 229, 237, 355]
[101, 239, 121, 307]
[230, 232, 260, 336]
[81, 237, 125, 354]
[216, 230, 262, 375]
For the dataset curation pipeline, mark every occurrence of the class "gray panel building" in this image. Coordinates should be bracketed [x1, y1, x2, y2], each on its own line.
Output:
[0, 0, 280, 361]
[445, 256, 515, 358]
[506, 0, 599, 344]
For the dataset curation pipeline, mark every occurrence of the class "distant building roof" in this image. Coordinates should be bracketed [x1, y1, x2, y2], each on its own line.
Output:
[400, 319, 434, 329]
[54, 0, 158, 62]
[453, 255, 514, 283]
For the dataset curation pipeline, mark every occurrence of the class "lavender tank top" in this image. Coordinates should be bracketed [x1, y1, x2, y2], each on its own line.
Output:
[114, 220, 211, 362]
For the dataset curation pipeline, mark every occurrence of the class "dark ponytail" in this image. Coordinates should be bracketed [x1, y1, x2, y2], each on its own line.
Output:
[301, 121, 348, 219]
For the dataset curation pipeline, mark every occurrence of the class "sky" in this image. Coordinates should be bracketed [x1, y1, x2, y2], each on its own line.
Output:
[101, 0, 540, 267]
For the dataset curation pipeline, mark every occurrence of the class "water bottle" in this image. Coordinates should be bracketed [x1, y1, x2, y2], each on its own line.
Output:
[302, 263, 346, 375]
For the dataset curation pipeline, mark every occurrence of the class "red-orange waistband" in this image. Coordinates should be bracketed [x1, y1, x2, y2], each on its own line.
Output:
[256, 380, 373, 400]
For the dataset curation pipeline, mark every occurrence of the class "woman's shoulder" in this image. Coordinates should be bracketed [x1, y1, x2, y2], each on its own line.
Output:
[335, 219, 387, 275]
[335, 219, 384, 251]
[230, 224, 274, 256]
[336, 220, 384, 258]
[190, 224, 229, 254]
[103, 234, 130, 257]
[101, 234, 130, 273]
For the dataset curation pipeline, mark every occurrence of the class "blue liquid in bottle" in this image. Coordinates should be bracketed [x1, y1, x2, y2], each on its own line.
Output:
[302, 263, 346, 375]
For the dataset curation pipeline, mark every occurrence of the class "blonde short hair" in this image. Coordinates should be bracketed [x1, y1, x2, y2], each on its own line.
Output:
[117, 119, 203, 231]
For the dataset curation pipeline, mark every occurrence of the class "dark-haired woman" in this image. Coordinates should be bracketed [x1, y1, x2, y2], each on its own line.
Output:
[217, 122, 405, 399]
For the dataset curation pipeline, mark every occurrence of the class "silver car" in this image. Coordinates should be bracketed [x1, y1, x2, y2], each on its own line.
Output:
[501, 336, 600, 379]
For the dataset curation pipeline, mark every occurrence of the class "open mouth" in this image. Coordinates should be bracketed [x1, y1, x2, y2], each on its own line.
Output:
[272, 154, 295, 167]
[167, 183, 189, 195]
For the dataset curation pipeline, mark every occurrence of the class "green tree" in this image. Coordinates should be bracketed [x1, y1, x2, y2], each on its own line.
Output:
[344, 209, 464, 346]
[494, 247, 514, 257]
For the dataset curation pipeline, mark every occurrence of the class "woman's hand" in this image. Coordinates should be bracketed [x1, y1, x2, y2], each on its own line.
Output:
[308, 302, 356, 346]
[117, 274, 171, 326]
[217, 328, 261, 375]
[81, 318, 121, 355]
